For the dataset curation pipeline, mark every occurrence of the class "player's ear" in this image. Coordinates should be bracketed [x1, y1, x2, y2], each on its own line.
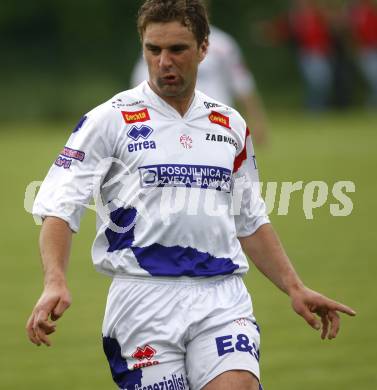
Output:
[198, 37, 209, 62]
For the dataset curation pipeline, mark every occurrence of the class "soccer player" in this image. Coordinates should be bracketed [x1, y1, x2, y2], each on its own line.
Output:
[26, 1, 355, 389]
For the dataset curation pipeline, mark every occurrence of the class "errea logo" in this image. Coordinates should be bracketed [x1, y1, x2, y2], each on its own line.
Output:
[127, 125, 156, 153]
[131, 344, 160, 370]
[132, 344, 156, 361]
[127, 125, 153, 141]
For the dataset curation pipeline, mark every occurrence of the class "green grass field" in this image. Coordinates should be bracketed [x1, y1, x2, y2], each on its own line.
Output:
[1, 110, 376, 389]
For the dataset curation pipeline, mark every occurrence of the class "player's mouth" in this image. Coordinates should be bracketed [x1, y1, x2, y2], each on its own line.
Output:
[161, 74, 179, 85]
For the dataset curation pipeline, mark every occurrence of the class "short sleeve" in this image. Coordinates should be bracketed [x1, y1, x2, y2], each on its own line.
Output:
[232, 127, 270, 237]
[32, 107, 116, 232]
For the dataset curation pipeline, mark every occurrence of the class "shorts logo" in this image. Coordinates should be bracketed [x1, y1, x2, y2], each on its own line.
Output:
[215, 333, 260, 362]
[135, 374, 187, 390]
[179, 134, 193, 149]
[132, 344, 156, 361]
[54, 147, 85, 169]
[122, 108, 150, 124]
[234, 318, 248, 327]
[128, 125, 153, 141]
[131, 344, 159, 369]
[209, 111, 230, 129]
[139, 164, 233, 192]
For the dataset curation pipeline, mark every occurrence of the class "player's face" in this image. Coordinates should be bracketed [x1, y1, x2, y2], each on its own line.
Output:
[142, 21, 208, 102]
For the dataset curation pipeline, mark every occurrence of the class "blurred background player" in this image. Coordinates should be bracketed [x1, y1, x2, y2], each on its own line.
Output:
[258, 0, 334, 111]
[131, 0, 269, 145]
[323, 0, 354, 109]
[347, 0, 377, 107]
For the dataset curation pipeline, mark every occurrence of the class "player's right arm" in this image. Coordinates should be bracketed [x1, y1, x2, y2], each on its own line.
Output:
[26, 102, 119, 346]
[26, 217, 73, 346]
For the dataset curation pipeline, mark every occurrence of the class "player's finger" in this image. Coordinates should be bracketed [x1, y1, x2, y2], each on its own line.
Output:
[328, 311, 340, 339]
[26, 313, 41, 346]
[328, 300, 356, 316]
[294, 304, 320, 330]
[39, 320, 56, 334]
[51, 296, 71, 320]
[34, 324, 52, 346]
[320, 314, 329, 340]
[34, 310, 52, 346]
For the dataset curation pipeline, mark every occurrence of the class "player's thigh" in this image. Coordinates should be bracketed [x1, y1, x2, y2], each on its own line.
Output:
[103, 336, 188, 390]
[186, 322, 261, 390]
[102, 278, 191, 389]
[202, 370, 260, 390]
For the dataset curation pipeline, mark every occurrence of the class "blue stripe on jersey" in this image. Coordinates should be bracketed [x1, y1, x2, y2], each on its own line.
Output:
[102, 336, 143, 389]
[132, 244, 239, 277]
[105, 207, 239, 277]
[105, 207, 137, 252]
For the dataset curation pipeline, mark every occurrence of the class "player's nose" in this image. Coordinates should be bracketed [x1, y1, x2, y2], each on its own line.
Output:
[159, 49, 173, 68]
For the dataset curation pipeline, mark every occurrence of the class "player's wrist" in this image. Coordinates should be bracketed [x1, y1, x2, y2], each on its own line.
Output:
[43, 272, 68, 289]
[285, 279, 306, 297]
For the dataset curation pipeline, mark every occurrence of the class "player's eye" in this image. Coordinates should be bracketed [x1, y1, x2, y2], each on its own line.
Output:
[170, 45, 187, 53]
[146, 45, 161, 55]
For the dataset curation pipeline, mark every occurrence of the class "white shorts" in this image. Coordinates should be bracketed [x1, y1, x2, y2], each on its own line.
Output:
[102, 275, 261, 390]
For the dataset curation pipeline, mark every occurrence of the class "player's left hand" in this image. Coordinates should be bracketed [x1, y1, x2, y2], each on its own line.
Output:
[289, 286, 356, 339]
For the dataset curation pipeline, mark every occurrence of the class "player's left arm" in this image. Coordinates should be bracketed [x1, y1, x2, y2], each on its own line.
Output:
[238, 223, 356, 339]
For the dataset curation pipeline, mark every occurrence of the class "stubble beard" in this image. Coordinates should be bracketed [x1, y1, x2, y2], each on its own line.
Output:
[155, 76, 189, 98]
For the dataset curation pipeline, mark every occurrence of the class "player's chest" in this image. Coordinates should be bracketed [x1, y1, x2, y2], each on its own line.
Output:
[115, 115, 239, 172]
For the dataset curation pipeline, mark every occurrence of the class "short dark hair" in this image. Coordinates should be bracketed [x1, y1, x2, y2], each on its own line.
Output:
[137, 0, 210, 45]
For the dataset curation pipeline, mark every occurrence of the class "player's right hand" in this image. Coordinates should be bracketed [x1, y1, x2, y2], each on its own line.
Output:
[26, 283, 72, 346]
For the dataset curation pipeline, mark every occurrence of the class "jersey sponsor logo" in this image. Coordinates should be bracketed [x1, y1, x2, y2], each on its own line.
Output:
[215, 333, 260, 361]
[179, 134, 193, 149]
[72, 115, 87, 133]
[127, 125, 156, 152]
[209, 111, 231, 129]
[54, 156, 72, 169]
[122, 108, 150, 124]
[204, 101, 221, 109]
[59, 146, 85, 161]
[135, 373, 186, 390]
[206, 133, 238, 149]
[131, 344, 160, 370]
[139, 164, 233, 193]
[54, 147, 85, 169]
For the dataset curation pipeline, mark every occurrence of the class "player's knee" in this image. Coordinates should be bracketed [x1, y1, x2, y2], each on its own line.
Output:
[202, 370, 260, 390]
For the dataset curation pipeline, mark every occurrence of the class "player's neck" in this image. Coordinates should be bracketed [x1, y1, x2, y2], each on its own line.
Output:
[162, 94, 195, 117]
[148, 82, 195, 117]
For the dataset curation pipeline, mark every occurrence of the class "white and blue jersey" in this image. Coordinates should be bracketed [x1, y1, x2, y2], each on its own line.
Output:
[33, 81, 269, 278]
